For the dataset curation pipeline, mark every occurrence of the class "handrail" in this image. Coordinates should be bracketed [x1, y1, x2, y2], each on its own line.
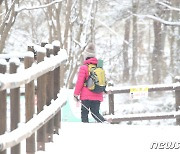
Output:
[106, 78, 180, 124]
[107, 82, 180, 94]
[0, 90, 67, 151]
[0, 52, 34, 60]
[105, 111, 180, 123]
[0, 49, 67, 91]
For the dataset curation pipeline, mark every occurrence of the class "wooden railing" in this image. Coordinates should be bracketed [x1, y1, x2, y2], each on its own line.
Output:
[0, 41, 68, 154]
[107, 78, 180, 124]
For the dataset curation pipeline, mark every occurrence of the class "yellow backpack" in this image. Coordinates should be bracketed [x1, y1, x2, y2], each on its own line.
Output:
[85, 60, 106, 93]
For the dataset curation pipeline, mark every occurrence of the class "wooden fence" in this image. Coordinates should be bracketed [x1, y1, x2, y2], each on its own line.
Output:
[107, 77, 180, 124]
[0, 41, 67, 154]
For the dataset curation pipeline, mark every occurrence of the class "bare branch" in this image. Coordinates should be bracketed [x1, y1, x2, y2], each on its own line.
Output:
[134, 14, 180, 26]
[0, 0, 16, 31]
[16, 0, 64, 13]
[157, 2, 180, 12]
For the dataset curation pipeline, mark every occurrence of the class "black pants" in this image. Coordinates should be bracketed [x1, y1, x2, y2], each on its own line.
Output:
[81, 100, 105, 123]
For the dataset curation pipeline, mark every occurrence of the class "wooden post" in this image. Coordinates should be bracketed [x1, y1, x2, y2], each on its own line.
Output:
[36, 50, 46, 150]
[109, 94, 114, 115]
[0, 60, 7, 154]
[41, 42, 48, 47]
[53, 44, 61, 134]
[175, 77, 180, 125]
[28, 46, 36, 60]
[9, 59, 20, 154]
[25, 53, 36, 154]
[45, 45, 54, 142]
[108, 83, 114, 115]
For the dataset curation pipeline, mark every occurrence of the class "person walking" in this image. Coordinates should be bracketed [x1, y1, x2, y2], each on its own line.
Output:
[74, 43, 107, 123]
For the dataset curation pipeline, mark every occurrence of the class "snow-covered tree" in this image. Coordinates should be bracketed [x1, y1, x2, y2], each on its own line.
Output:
[1, 0, 180, 87]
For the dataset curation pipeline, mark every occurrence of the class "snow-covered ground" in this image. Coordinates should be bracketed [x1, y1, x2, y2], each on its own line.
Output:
[36, 122, 180, 154]
[35, 89, 179, 154]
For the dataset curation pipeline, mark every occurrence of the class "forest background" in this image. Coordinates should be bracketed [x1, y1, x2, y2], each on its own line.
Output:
[0, 0, 180, 88]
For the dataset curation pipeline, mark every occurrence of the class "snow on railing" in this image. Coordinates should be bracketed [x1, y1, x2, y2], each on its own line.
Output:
[0, 52, 34, 60]
[0, 41, 68, 154]
[0, 90, 67, 151]
[106, 82, 180, 94]
[105, 111, 180, 123]
[0, 48, 67, 91]
[106, 78, 180, 124]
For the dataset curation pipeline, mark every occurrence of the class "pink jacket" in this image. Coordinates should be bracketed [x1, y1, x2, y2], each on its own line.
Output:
[74, 57, 103, 102]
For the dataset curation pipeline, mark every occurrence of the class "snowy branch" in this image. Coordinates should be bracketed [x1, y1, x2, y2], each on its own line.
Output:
[157, 2, 180, 12]
[0, 12, 5, 17]
[95, 18, 118, 37]
[134, 14, 180, 26]
[16, 0, 65, 13]
[0, 0, 16, 30]
[81, 0, 94, 44]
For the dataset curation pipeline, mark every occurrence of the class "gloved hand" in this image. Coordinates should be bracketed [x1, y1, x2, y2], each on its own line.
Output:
[74, 95, 79, 102]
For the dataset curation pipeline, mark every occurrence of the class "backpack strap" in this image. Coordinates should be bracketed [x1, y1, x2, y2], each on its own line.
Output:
[83, 63, 96, 87]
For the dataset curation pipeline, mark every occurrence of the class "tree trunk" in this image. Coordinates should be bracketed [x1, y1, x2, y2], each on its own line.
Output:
[178, 27, 180, 76]
[67, 0, 97, 89]
[168, 0, 176, 79]
[151, 2, 169, 84]
[47, 0, 53, 43]
[173, 0, 180, 76]
[131, 0, 139, 84]
[66, 0, 83, 89]
[152, 20, 163, 84]
[90, 0, 97, 43]
[0, 0, 19, 53]
[63, 0, 72, 49]
[122, 18, 130, 82]
[55, 2, 62, 45]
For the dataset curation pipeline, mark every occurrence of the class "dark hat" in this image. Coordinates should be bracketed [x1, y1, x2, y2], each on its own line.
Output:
[83, 43, 96, 60]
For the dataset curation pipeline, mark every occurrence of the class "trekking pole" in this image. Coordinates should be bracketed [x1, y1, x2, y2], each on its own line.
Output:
[79, 101, 105, 123]
[74, 96, 110, 123]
